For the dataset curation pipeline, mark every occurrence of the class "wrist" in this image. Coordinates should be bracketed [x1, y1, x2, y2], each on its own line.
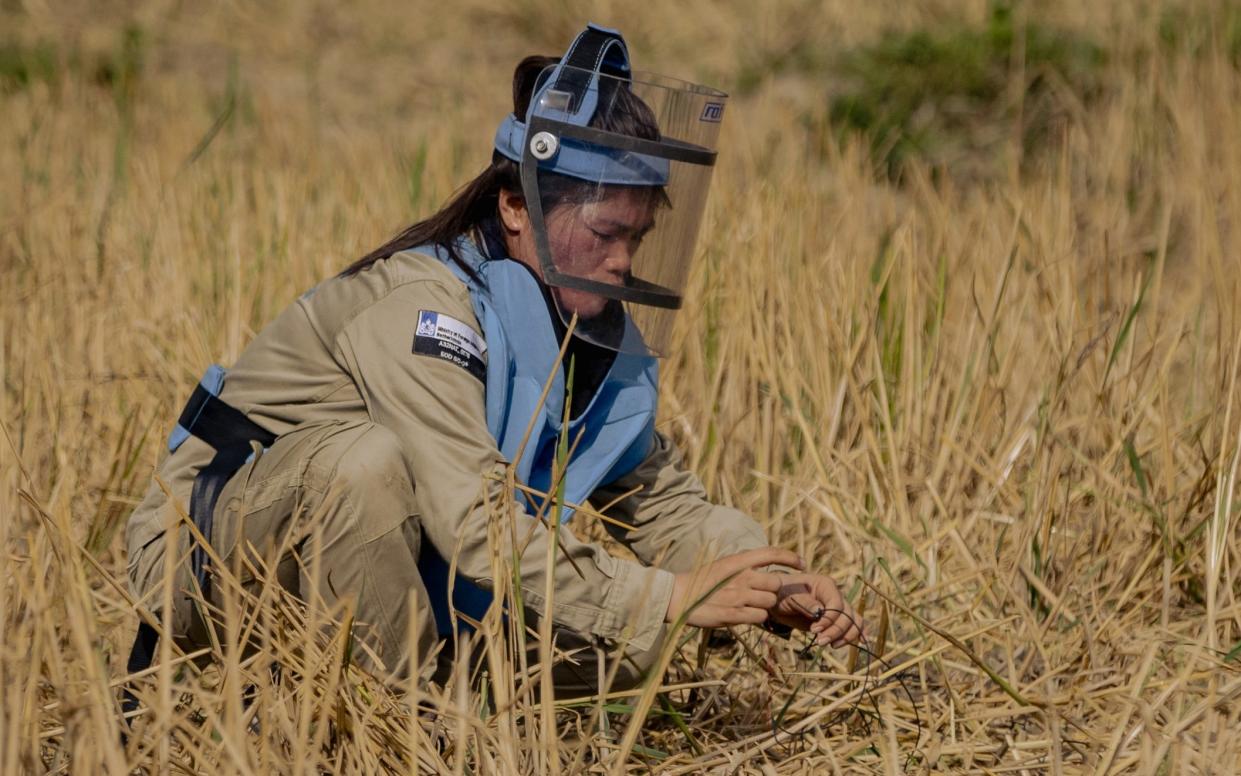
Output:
[665, 571, 688, 623]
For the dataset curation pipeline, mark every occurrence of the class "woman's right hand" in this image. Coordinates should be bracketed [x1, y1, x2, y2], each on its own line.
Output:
[665, 548, 803, 628]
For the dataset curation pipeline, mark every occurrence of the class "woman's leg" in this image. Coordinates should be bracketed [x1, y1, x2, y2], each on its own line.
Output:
[517, 618, 669, 699]
[202, 419, 439, 682]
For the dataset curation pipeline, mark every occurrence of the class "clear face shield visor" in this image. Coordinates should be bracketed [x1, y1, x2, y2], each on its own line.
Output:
[505, 65, 726, 356]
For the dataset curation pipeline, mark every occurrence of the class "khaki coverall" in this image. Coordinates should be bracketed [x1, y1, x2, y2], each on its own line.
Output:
[126, 248, 769, 690]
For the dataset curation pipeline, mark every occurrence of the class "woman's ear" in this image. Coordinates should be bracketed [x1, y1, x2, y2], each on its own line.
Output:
[498, 189, 529, 234]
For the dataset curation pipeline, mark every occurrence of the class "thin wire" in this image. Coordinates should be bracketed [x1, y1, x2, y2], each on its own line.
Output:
[762, 598, 924, 768]
[773, 601, 922, 763]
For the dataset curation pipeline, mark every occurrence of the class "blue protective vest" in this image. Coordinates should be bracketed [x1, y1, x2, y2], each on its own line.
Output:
[415, 238, 659, 636]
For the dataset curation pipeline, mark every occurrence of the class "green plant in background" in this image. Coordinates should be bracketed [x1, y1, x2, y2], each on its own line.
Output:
[1159, 3, 1241, 65]
[0, 38, 58, 93]
[1, 23, 145, 98]
[95, 23, 146, 274]
[827, 1, 1105, 177]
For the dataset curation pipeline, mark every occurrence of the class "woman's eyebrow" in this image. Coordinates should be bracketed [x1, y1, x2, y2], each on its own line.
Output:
[595, 217, 656, 234]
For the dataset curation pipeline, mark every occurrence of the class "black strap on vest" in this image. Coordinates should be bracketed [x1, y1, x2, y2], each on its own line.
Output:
[177, 383, 279, 452]
[122, 389, 276, 726]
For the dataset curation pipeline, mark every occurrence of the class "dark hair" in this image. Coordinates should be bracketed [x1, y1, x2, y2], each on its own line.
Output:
[340, 55, 664, 278]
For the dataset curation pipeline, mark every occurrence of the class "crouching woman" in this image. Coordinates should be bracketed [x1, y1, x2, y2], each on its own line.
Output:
[125, 24, 861, 694]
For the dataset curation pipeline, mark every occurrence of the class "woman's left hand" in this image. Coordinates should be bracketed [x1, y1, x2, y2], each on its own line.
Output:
[769, 573, 864, 647]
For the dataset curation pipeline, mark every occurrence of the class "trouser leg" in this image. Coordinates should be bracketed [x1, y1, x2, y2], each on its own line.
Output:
[517, 617, 670, 698]
[202, 419, 438, 682]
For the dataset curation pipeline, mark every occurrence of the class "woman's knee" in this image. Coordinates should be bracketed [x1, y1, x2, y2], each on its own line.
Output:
[301, 421, 419, 544]
[306, 422, 409, 491]
[213, 420, 417, 562]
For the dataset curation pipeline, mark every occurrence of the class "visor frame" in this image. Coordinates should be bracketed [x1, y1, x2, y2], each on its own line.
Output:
[519, 114, 716, 311]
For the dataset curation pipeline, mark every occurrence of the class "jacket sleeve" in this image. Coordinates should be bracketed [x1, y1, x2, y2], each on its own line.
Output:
[333, 279, 673, 651]
[591, 431, 770, 573]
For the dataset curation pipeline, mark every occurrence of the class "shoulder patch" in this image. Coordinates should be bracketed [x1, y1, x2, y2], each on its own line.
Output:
[413, 310, 487, 382]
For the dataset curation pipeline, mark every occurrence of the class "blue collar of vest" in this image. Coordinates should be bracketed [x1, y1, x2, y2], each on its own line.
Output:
[421, 236, 658, 511]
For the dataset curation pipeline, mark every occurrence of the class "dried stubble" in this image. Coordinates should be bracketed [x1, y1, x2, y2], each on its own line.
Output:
[3, 0, 1241, 772]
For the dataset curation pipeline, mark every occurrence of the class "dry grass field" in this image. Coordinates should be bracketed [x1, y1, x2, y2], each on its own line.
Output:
[3, 0, 1241, 772]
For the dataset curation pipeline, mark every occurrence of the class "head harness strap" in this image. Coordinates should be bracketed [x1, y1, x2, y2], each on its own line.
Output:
[493, 22, 668, 186]
[541, 24, 630, 124]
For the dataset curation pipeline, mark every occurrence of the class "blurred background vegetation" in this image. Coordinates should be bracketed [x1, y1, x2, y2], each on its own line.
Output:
[4, 0, 1241, 771]
[5, 0, 1239, 182]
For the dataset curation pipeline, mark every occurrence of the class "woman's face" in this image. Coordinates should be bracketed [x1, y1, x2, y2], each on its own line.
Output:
[500, 187, 657, 320]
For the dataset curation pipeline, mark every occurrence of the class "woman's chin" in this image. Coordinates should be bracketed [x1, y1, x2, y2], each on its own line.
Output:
[558, 294, 610, 322]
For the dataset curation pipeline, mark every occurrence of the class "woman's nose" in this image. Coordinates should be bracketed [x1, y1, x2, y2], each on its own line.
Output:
[602, 242, 634, 276]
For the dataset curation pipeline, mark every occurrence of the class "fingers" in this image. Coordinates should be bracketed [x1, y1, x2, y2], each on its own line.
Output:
[695, 603, 775, 628]
[704, 549, 800, 605]
[683, 553, 871, 640]
[723, 547, 803, 575]
[836, 618, 863, 647]
[808, 576, 844, 610]
[809, 598, 863, 646]
[747, 589, 780, 611]
[814, 607, 862, 646]
[776, 581, 812, 602]
[742, 569, 785, 595]
[773, 573, 865, 647]
[712, 584, 779, 612]
[673, 562, 789, 628]
[732, 606, 773, 625]
[777, 590, 820, 622]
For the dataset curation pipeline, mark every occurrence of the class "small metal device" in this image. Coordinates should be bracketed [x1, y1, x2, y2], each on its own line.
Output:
[530, 131, 559, 160]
